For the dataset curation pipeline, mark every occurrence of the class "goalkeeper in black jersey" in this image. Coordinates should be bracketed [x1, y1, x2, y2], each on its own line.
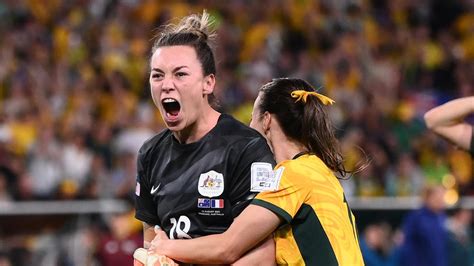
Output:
[134, 11, 276, 265]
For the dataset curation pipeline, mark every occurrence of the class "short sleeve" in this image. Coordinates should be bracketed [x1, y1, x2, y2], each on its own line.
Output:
[134, 147, 161, 225]
[252, 163, 308, 224]
[228, 137, 276, 217]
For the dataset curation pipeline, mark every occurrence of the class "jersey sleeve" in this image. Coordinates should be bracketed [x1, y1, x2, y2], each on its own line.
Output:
[134, 146, 161, 225]
[251, 162, 308, 224]
[228, 137, 276, 218]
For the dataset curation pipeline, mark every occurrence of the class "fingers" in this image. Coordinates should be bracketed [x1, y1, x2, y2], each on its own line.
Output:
[134, 247, 178, 266]
[133, 248, 148, 265]
[154, 225, 169, 240]
[148, 253, 179, 266]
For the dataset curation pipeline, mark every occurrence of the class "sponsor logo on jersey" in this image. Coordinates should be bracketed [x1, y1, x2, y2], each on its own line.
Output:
[198, 170, 224, 197]
[197, 198, 224, 209]
[151, 183, 161, 194]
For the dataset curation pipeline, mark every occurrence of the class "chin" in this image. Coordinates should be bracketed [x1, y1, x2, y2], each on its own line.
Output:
[165, 122, 185, 132]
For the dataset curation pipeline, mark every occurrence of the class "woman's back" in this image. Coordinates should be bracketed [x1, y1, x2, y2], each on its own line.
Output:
[254, 154, 364, 265]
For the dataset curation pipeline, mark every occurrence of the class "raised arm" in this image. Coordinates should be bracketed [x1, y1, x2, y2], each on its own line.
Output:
[150, 204, 281, 264]
[424, 96, 474, 150]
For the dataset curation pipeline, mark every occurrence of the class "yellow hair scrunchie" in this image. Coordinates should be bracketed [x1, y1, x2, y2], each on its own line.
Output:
[291, 90, 335, 105]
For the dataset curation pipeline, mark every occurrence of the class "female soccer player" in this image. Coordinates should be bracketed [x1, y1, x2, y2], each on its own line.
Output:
[133, 11, 275, 265]
[149, 78, 365, 265]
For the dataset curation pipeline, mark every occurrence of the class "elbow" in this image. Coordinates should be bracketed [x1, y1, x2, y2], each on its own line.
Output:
[214, 239, 241, 264]
[423, 111, 436, 129]
[217, 245, 240, 264]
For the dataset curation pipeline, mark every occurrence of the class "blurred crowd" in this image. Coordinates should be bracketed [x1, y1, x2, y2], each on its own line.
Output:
[0, 0, 473, 265]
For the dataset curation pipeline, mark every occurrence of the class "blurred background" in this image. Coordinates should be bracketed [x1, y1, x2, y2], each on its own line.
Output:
[0, 0, 472, 265]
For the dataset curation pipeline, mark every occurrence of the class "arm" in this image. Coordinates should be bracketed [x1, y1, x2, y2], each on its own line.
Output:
[151, 204, 281, 264]
[424, 96, 474, 150]
[232, 236, 275, 266]
[143, 222, 156, 248]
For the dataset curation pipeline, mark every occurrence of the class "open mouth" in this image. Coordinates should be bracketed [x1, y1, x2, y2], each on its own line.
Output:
[162, 98, 181, 119]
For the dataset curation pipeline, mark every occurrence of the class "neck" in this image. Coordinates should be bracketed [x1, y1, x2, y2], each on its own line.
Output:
[174, 107, 220, 144]
[271, 136, 307, 163]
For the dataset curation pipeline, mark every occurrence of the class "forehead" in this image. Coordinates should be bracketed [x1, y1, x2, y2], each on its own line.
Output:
[150, 45, 200, 69]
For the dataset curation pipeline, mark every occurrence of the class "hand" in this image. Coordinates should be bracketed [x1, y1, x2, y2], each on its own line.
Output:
[135, 227, 178, 266]
[133, 247, 179, 266]
[148, 225, 169, 253]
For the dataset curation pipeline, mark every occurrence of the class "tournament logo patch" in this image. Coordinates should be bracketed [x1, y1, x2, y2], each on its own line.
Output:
[250, 162, 282, 192]
[198, 170, 224, 197]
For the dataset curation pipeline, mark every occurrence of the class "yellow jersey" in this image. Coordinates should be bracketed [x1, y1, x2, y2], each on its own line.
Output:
[252, 154, 364, 266]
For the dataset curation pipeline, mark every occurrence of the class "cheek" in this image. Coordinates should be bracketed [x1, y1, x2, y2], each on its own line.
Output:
[150, 83, 161, 105]
[250, 120, 263, 134]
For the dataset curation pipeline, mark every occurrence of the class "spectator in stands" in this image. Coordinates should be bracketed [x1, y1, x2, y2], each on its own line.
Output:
[359, 222, 398, 266]
[446, 207, 473, 266]
[399, 185, 448, 266]
[95, 210, 142, 266]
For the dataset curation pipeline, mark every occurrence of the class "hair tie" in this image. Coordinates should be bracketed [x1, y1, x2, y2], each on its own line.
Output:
[291, 90, 335, 105]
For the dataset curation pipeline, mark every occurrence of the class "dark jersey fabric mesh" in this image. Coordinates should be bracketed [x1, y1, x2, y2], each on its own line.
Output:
[135, 114, 275, 238]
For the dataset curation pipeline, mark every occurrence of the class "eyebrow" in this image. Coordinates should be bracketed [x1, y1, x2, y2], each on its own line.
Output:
[151, 66, 189, 73]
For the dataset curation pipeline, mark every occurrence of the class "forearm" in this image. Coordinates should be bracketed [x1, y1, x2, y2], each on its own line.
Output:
[159, 231, 237, 264]
[143, 222, 156, 248]
[424, 96, 474, 128]
[232, 236, 276, 266]
[155, 205, 280, 264]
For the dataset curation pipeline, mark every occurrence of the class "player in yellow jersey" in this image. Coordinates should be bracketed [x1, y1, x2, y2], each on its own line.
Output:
[147, 78, 365, 266]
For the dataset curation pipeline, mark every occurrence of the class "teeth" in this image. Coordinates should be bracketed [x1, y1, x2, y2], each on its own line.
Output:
[163, 98, 177, 103]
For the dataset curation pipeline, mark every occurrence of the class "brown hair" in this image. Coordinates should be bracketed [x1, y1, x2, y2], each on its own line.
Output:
[258, 78, 365, 177]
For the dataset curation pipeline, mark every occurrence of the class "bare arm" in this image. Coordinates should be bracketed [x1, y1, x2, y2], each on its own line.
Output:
[143, 222, 156, 248]
[151, 204, 281, 264]
[424, 96, 474, 150]
[232, 236, 275, 266]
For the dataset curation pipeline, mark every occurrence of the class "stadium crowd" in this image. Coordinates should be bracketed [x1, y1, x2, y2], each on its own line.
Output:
[0, 0, 472, 265]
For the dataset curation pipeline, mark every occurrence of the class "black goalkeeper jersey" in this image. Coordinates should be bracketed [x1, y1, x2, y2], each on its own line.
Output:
[135, 114, 275, 239]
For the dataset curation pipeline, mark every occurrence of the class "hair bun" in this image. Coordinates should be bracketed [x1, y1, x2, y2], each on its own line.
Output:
[164, 10, 216, 46]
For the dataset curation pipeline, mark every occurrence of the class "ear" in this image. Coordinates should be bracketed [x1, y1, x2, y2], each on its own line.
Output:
[203, 74, 216, 95]
[262, 111, 272, 134]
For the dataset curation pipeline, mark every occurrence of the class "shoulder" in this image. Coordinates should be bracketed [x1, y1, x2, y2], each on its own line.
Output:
[138, 129, 171, 160]
[214, 114, 269, 147]
[216, 114, 263, 138]
[277, 155, 330, 177]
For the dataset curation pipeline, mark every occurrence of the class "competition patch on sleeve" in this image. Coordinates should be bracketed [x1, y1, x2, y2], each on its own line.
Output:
[251, 162, 281, 192]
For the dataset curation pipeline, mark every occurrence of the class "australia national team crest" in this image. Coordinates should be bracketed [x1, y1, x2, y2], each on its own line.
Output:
[198, 170, 224, 197]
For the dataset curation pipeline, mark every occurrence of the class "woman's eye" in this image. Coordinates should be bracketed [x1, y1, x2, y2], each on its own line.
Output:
[152, 73, 163, 79]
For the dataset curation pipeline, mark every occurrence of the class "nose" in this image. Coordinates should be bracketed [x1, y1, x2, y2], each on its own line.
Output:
[161, 75, 175, 93]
